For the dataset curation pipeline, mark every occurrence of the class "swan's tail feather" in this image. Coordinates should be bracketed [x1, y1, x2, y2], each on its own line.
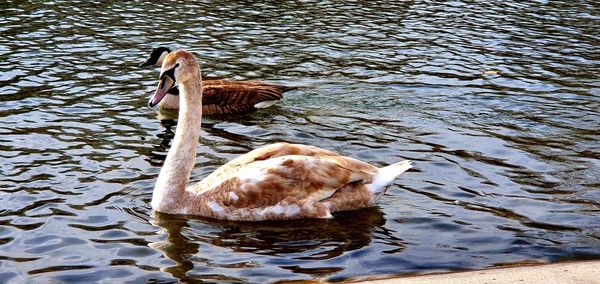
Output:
[366, 160, 412, 194]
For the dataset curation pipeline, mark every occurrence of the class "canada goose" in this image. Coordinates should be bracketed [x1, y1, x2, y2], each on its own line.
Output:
[141, 47, 296, 114]
[148, 50, 412, 221]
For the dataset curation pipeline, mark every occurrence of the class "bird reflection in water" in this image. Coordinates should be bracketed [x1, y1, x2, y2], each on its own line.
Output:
[149, 208, 389, 281]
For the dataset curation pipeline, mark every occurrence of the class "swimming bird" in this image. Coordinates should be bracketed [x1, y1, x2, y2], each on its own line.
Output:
[141, 47, 296, 113]
[149, 50, 412, 221]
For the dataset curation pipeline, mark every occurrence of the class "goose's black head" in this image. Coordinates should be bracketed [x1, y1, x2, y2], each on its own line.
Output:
[139, 47, 171, 67]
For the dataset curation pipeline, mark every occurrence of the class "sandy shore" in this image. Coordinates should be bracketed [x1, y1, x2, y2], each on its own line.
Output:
[349, 261, 600, 284]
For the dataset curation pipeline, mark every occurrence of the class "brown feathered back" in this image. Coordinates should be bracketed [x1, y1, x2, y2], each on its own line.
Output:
[201, 80, 297, 114]
[157, 81, 297, 113]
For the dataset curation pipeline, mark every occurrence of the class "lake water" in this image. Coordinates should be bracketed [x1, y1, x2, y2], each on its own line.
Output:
[1, 1, 599, 283]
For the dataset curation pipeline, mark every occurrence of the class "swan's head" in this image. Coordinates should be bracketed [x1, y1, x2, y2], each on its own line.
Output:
[148, 50, 200, 107]
[140, 46, 171, 67]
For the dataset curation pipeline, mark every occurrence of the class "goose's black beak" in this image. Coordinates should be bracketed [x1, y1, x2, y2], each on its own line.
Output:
[139, 57, 153, 67]
[148, 64, 178, 107]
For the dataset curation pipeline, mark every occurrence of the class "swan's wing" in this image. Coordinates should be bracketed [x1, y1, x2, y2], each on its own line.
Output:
[193, 143, 341, 193]
[190, 154, 378, 220]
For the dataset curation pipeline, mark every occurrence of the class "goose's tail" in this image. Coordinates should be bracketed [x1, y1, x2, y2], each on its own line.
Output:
[366, 160, 412, 195]
[274, 85, 298, 93]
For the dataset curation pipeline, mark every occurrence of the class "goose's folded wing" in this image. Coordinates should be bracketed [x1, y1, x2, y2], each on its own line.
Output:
[204, 80, 297, 93]
[203, 79, 268, 87]
[203, 85, 283, 105]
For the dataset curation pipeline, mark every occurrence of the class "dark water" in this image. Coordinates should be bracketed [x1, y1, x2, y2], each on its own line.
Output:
[1, 1, 599, 283]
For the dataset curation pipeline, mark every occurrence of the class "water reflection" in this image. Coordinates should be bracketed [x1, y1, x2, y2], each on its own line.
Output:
[150, 209, 387, 281]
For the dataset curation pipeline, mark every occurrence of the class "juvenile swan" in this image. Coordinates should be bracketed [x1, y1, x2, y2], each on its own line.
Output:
[142, 47, 296, 113]
[149, 50, 412, 221]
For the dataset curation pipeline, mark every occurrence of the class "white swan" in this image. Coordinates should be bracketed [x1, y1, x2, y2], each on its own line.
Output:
[149, 50, 412, 221]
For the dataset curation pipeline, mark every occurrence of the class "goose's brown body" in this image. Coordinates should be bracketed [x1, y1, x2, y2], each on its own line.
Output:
[149, 50, 412, 221]
[158, 80, 296, 113]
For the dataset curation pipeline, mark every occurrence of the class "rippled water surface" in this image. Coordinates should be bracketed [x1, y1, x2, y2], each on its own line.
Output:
[1, 1, 599, 283]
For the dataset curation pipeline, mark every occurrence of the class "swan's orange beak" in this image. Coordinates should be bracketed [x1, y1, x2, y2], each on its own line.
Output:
[148, 64, 177, 107]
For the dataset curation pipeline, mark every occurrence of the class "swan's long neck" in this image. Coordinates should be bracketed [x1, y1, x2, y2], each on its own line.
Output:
[151, 70, 203, 213]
